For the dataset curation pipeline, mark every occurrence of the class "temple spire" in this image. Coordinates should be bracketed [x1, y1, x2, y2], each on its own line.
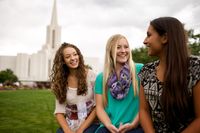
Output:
[51, 0, 58, 25]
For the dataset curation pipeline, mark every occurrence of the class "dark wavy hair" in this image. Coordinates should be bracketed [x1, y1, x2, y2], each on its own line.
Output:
[150, 17, 192, 129]
[50, 42, 87, 104]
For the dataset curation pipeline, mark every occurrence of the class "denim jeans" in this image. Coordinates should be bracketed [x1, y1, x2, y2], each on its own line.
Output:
[56, 123, 99, 133]
[95, 125, 144, 133]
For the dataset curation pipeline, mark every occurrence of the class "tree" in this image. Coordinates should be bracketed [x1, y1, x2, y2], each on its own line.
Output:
[132, 47, 158, 64]
[85, 64, 92, 70]
[187, 29, 200, 56]
[0, 69, 18, 84]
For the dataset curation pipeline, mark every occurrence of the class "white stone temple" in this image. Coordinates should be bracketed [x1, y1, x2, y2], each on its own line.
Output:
[0, 0, 100, 82]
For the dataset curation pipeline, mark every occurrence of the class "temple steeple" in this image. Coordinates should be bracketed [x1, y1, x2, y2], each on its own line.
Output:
[51, 0, 58, 25]
[42, 0, 61, 51]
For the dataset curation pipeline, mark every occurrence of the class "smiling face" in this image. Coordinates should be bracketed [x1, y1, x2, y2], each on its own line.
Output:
[115, 37, 130, 65]
[143, 25, 166, 57]
[63, 47, 79, 69]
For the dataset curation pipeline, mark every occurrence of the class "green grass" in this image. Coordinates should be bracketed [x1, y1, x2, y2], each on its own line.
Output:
[0, 89, 59, 133]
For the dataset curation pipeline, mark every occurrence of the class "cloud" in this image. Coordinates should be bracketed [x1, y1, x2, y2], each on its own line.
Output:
[0, 0, 200, 60]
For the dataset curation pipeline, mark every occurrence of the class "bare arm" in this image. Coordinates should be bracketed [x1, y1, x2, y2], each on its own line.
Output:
[182, 80, 200, 133]
[96, 94, 119, 132]
[76, 108, 97, 133]
[139, 85, 155, 133]
[55, 113, 74, 133]
[130, 113, 139, 128]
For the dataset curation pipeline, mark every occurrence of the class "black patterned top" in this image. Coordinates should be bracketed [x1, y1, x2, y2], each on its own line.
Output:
[138, 56, 200, 133]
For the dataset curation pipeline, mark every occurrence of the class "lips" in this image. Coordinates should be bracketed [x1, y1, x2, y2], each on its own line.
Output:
[70, 60, 78, 66]
[146, 44, 150, 47]
[117, 54, 128, 58]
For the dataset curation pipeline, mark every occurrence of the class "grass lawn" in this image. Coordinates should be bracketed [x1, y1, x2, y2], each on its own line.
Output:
[0, 89, 59, 133]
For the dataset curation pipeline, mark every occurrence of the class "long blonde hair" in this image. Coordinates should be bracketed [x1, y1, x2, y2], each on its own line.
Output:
[102, 34, 138, 107]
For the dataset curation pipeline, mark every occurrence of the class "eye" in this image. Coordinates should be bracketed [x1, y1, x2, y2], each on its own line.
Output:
[117, 45, 121, 49]
[147, 32, 151, 37]
[65, 56, 70, 59]
[124, 45, 129, 49]
[73, 53, 78, 56]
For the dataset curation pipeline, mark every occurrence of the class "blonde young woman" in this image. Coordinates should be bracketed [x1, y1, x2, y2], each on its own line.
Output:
[95, 34, 144, 133]
[51, 42, 99, 133]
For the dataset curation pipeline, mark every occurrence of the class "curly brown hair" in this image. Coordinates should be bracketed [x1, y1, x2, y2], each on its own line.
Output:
[50, 42, 87, 104]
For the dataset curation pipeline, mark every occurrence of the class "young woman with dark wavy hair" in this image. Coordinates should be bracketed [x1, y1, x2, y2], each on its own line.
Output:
[139, 17, 200, 133]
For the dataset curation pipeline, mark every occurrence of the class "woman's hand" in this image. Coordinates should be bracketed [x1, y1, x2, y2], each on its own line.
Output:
[106, 123, 119, 133]
[118, 123, 132, 133]
[64, 129, 75, 133]
[76, 128, 83, 133]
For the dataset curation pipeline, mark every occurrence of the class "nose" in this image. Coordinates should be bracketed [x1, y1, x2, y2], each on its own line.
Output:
[143, 37, 147, 45]
[70, 55, 76, 60]
[121, 47, 126, 52]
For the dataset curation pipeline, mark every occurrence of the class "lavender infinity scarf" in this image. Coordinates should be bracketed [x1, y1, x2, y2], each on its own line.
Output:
[107, 63, 131, 100]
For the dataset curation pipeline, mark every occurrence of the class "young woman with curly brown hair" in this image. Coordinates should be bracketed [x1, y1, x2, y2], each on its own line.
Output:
[51, 42, 99, 133]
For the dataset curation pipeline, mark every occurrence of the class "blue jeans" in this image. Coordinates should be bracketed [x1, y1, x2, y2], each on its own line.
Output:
[56, 123, 99, 133]
[95, 126, 144, 133]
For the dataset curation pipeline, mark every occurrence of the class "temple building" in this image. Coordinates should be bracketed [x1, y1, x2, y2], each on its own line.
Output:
[0, 0, 100, 82]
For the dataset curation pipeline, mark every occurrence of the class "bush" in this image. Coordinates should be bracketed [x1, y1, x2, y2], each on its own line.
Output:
[0, 69, 18, 84]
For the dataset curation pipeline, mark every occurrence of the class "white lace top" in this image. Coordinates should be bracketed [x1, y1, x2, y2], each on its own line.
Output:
[54, 69, 96, 131]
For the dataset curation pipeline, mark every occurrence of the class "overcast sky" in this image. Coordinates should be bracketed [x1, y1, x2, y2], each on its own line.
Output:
[0, 0, 200, 60]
